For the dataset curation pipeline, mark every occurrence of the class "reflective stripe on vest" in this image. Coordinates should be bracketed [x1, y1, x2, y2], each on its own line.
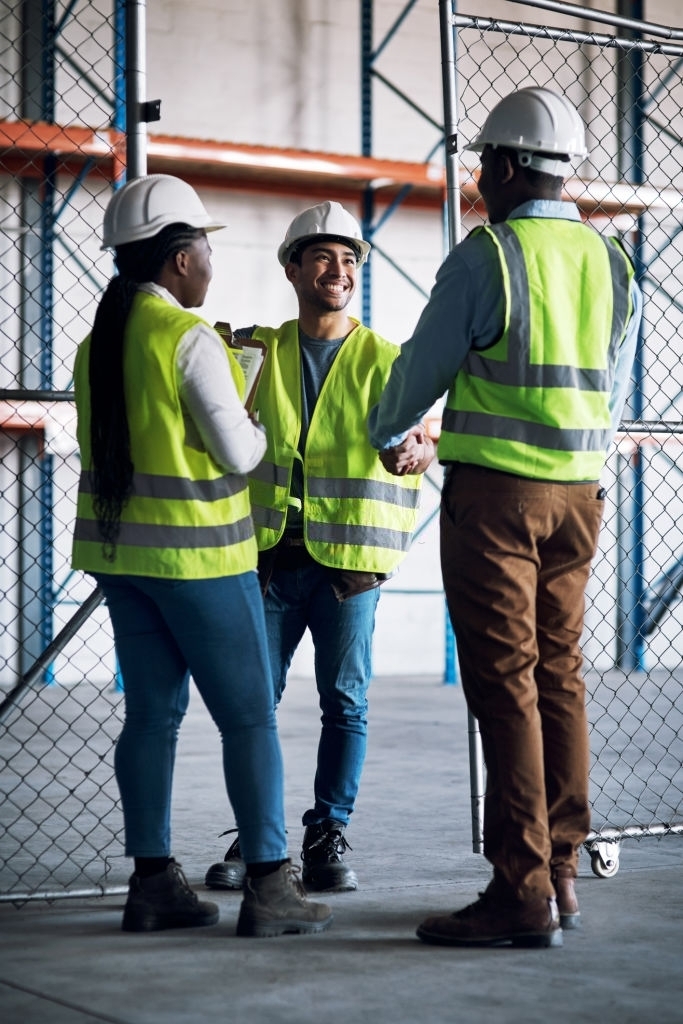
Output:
[73, 512, 255, 550]
[71, 291, 257, 578]
[438, 219, 634, 481]
[78, 468, 248, 502]
[249, 319, 423, 572]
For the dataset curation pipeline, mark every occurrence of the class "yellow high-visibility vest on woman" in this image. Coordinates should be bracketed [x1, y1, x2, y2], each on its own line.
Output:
[72, 290, 257, 578]
[438, 218, 635, 480]
[248, 318, 422, 573]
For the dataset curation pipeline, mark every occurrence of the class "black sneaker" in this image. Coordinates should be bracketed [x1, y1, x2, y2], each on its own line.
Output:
[204, 829, 246, 890]
[301, 819, 358, 892]
[122, 859, 219, 932]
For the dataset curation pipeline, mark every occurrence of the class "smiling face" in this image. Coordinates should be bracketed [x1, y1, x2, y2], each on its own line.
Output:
[285, 240, 358, 315]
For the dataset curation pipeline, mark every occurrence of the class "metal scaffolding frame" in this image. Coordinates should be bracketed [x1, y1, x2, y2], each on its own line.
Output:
[2, 0, 458, 689]
[2, 0, 683, 900]
[4, 0, 683, 694]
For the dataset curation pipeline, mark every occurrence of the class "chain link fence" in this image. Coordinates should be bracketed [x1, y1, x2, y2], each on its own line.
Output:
[1, 0, 125, 899]
[447, 1, 683, 875]
[2, 0, 683, 900]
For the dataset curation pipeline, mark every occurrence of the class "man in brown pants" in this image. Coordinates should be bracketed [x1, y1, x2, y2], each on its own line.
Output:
[369, 87, 642, 948]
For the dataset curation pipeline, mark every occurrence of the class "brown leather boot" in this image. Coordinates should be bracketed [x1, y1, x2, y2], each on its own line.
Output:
[416, 887, 562, 948]
[552, 868, 580, 929]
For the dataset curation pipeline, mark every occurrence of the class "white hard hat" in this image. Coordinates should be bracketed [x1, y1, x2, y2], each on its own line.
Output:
[277, 201, 371, 267]
[465, 87, 588, 176]
[101, 174, 226, 250]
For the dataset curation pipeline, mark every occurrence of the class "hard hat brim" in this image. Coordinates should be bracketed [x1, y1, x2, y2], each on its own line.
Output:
[277, 233, 371, 267]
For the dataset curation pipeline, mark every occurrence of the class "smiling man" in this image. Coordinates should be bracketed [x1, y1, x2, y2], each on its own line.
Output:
[204, 201, 433, 894]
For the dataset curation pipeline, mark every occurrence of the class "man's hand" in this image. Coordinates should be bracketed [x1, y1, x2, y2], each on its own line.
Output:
[378, 423, 435, 476]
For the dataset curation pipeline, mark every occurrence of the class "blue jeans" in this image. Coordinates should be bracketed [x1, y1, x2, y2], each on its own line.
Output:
[264, 563, 380, 827]
[94, 572, 287, 865]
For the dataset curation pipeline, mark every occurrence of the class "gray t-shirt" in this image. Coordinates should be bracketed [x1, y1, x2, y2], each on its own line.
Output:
[236, 325, 345, 532]
[289, 329, 344, 531]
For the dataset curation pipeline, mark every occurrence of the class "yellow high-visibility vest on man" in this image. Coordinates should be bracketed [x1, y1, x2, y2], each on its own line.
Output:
[439, 217, 635, 480]
[248, 318, 422, 572]
[204, 201, 434, 896]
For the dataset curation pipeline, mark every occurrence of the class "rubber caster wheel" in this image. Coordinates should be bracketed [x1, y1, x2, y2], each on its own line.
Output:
[588, 841, 620, 878]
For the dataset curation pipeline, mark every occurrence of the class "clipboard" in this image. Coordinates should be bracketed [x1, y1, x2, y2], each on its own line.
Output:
[214, 321, 266, 411]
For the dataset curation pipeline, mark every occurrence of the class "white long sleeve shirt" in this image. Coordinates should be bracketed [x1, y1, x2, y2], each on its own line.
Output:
[139, 283, 266, 475]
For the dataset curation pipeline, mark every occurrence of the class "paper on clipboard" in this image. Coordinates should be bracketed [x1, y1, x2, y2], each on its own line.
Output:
[214, 321, 266, 411]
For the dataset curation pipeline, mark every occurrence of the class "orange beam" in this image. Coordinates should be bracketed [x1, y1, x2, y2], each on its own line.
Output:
[0, 119, 447, 207]
[145, 134, 447, 207]
[0, 120, 125, 182]
[2, 119, 680, 217]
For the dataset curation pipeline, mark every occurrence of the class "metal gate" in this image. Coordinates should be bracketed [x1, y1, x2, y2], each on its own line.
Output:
[0, 0, 128, 901]
[440, 0, 683, 875]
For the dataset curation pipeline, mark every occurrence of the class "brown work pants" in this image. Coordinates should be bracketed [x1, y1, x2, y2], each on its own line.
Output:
[440, 464, 604, 901]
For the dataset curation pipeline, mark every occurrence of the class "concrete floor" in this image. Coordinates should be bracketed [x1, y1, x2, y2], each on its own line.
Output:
[1, 673, 682, 1024]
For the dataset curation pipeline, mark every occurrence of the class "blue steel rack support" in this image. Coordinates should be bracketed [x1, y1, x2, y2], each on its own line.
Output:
[12, 0, 131, 684]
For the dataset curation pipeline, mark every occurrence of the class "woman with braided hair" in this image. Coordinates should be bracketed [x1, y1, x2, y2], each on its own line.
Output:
[71, 174, 332, 938]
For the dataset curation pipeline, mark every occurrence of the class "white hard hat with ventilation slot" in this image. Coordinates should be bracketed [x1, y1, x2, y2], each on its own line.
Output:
[101, 174, 225, 250]
[277, 201, 371, 267]
[466, 87, 588, 176]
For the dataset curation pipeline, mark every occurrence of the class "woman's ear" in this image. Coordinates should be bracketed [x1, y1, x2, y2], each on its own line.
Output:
[173, 248, 190, 276]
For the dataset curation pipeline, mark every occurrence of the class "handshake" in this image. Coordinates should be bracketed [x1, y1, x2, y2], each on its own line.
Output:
[378, 423, 435, 477]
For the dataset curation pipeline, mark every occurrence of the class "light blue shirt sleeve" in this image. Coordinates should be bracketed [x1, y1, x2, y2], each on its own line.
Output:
[368, 230, 505, 449]
[369, 200, 642, 453]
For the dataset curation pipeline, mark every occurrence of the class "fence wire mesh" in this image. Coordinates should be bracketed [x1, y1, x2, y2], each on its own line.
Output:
[1, 0, 125, 899]
[451, 8, 683, 873]
[1, 1, 683, 900]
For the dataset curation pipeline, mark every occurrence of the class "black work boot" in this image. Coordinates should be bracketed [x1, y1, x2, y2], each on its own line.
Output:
[204, 829, 246, 890]
[301, 819, 358, 892]
[236, 861, 333, 937]
[122, 859, 219, 932]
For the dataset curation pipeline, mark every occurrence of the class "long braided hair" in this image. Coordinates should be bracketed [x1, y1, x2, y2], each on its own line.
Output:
[88, 222, 205, 560]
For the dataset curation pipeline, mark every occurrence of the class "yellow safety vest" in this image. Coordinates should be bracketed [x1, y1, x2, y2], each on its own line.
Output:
[438, 218, 635, 480]
[248, 319, 423, 572]
[72, 291, 257, 578]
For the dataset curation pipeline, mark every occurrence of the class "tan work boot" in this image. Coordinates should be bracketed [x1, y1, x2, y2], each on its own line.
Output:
[416, 888, 562, 948]
[236, 860, 333, 938]
[552, 867, 580, 929]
